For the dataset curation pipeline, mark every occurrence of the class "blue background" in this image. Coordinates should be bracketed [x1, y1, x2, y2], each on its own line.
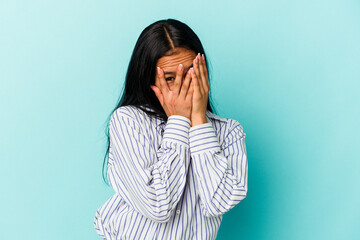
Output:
[1, 0, 359, 239]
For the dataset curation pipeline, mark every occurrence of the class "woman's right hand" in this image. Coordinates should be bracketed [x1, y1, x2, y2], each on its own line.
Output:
[150, 64, 194, 120]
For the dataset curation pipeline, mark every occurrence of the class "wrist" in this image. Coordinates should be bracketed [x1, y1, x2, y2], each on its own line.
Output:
[191, 115, 207, 127]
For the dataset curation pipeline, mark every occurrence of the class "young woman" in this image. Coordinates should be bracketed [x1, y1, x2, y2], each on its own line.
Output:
[94, 18, 248, 240]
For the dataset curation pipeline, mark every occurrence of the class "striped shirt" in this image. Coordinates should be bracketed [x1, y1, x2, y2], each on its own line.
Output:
[94, 105, 248, 239]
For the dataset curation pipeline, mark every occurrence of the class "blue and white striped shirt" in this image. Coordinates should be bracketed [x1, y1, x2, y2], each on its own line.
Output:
[94, 105, 248, 239]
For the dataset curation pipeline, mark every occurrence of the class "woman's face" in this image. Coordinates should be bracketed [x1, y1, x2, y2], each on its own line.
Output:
[155, 48, 197, 91]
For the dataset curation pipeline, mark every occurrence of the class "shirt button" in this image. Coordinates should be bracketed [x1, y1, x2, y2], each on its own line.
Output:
[199, 177, 203, 181]
[176, 209, 181, 215]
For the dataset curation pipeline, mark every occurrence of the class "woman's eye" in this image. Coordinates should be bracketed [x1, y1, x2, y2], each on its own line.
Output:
[165, 77, 175, 81]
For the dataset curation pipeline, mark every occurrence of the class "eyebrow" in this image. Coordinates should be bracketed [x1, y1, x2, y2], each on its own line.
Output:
[164, 64, 193, 74]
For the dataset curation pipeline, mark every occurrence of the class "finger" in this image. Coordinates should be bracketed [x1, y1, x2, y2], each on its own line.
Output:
[157, 67, 169, 94]
[186, 77, 194, 100]
[193, 54, 203, 91]
[198, 54, 207, 90]
[190, 68, 200, 94]
[201, 54, 209, 89]
[179, 67, 192, 98]
[173, 64, 184, 94]
[150, 85, 164, 105]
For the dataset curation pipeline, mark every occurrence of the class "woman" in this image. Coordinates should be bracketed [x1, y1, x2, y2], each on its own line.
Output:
[94, 18, 248, 239]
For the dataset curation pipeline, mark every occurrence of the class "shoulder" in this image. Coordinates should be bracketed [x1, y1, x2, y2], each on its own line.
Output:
[110, 105, 150, 128]
[110, 105, 143, 124]
[206, 111, 246, 138]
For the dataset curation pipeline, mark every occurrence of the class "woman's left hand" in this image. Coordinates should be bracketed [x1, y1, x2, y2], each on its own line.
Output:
[190, 53, 210, 127]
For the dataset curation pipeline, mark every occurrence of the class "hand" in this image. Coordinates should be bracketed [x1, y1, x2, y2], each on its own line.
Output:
[150, 64, 194, 120]
[190, 53, 209, 126]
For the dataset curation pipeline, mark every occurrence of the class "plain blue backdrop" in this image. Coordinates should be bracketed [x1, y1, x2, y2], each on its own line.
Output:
[1, 0, 359, 239]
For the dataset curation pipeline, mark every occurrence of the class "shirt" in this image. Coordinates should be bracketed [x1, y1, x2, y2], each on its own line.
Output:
[93, 105, 248, 239]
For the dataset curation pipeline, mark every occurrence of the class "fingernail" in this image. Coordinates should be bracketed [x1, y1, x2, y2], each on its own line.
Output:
[178, 64, 183, 71]
[157, 67, 161, 74]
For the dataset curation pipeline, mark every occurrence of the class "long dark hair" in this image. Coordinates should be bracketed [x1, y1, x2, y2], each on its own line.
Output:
[101, 18, 217, 185]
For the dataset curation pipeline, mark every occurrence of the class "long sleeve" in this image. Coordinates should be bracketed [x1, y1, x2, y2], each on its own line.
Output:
[107, 110, 191, 223]
[189, 119, 248, 217]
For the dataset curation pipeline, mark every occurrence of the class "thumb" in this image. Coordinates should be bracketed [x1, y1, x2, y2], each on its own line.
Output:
[150, 85, 163, 105]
